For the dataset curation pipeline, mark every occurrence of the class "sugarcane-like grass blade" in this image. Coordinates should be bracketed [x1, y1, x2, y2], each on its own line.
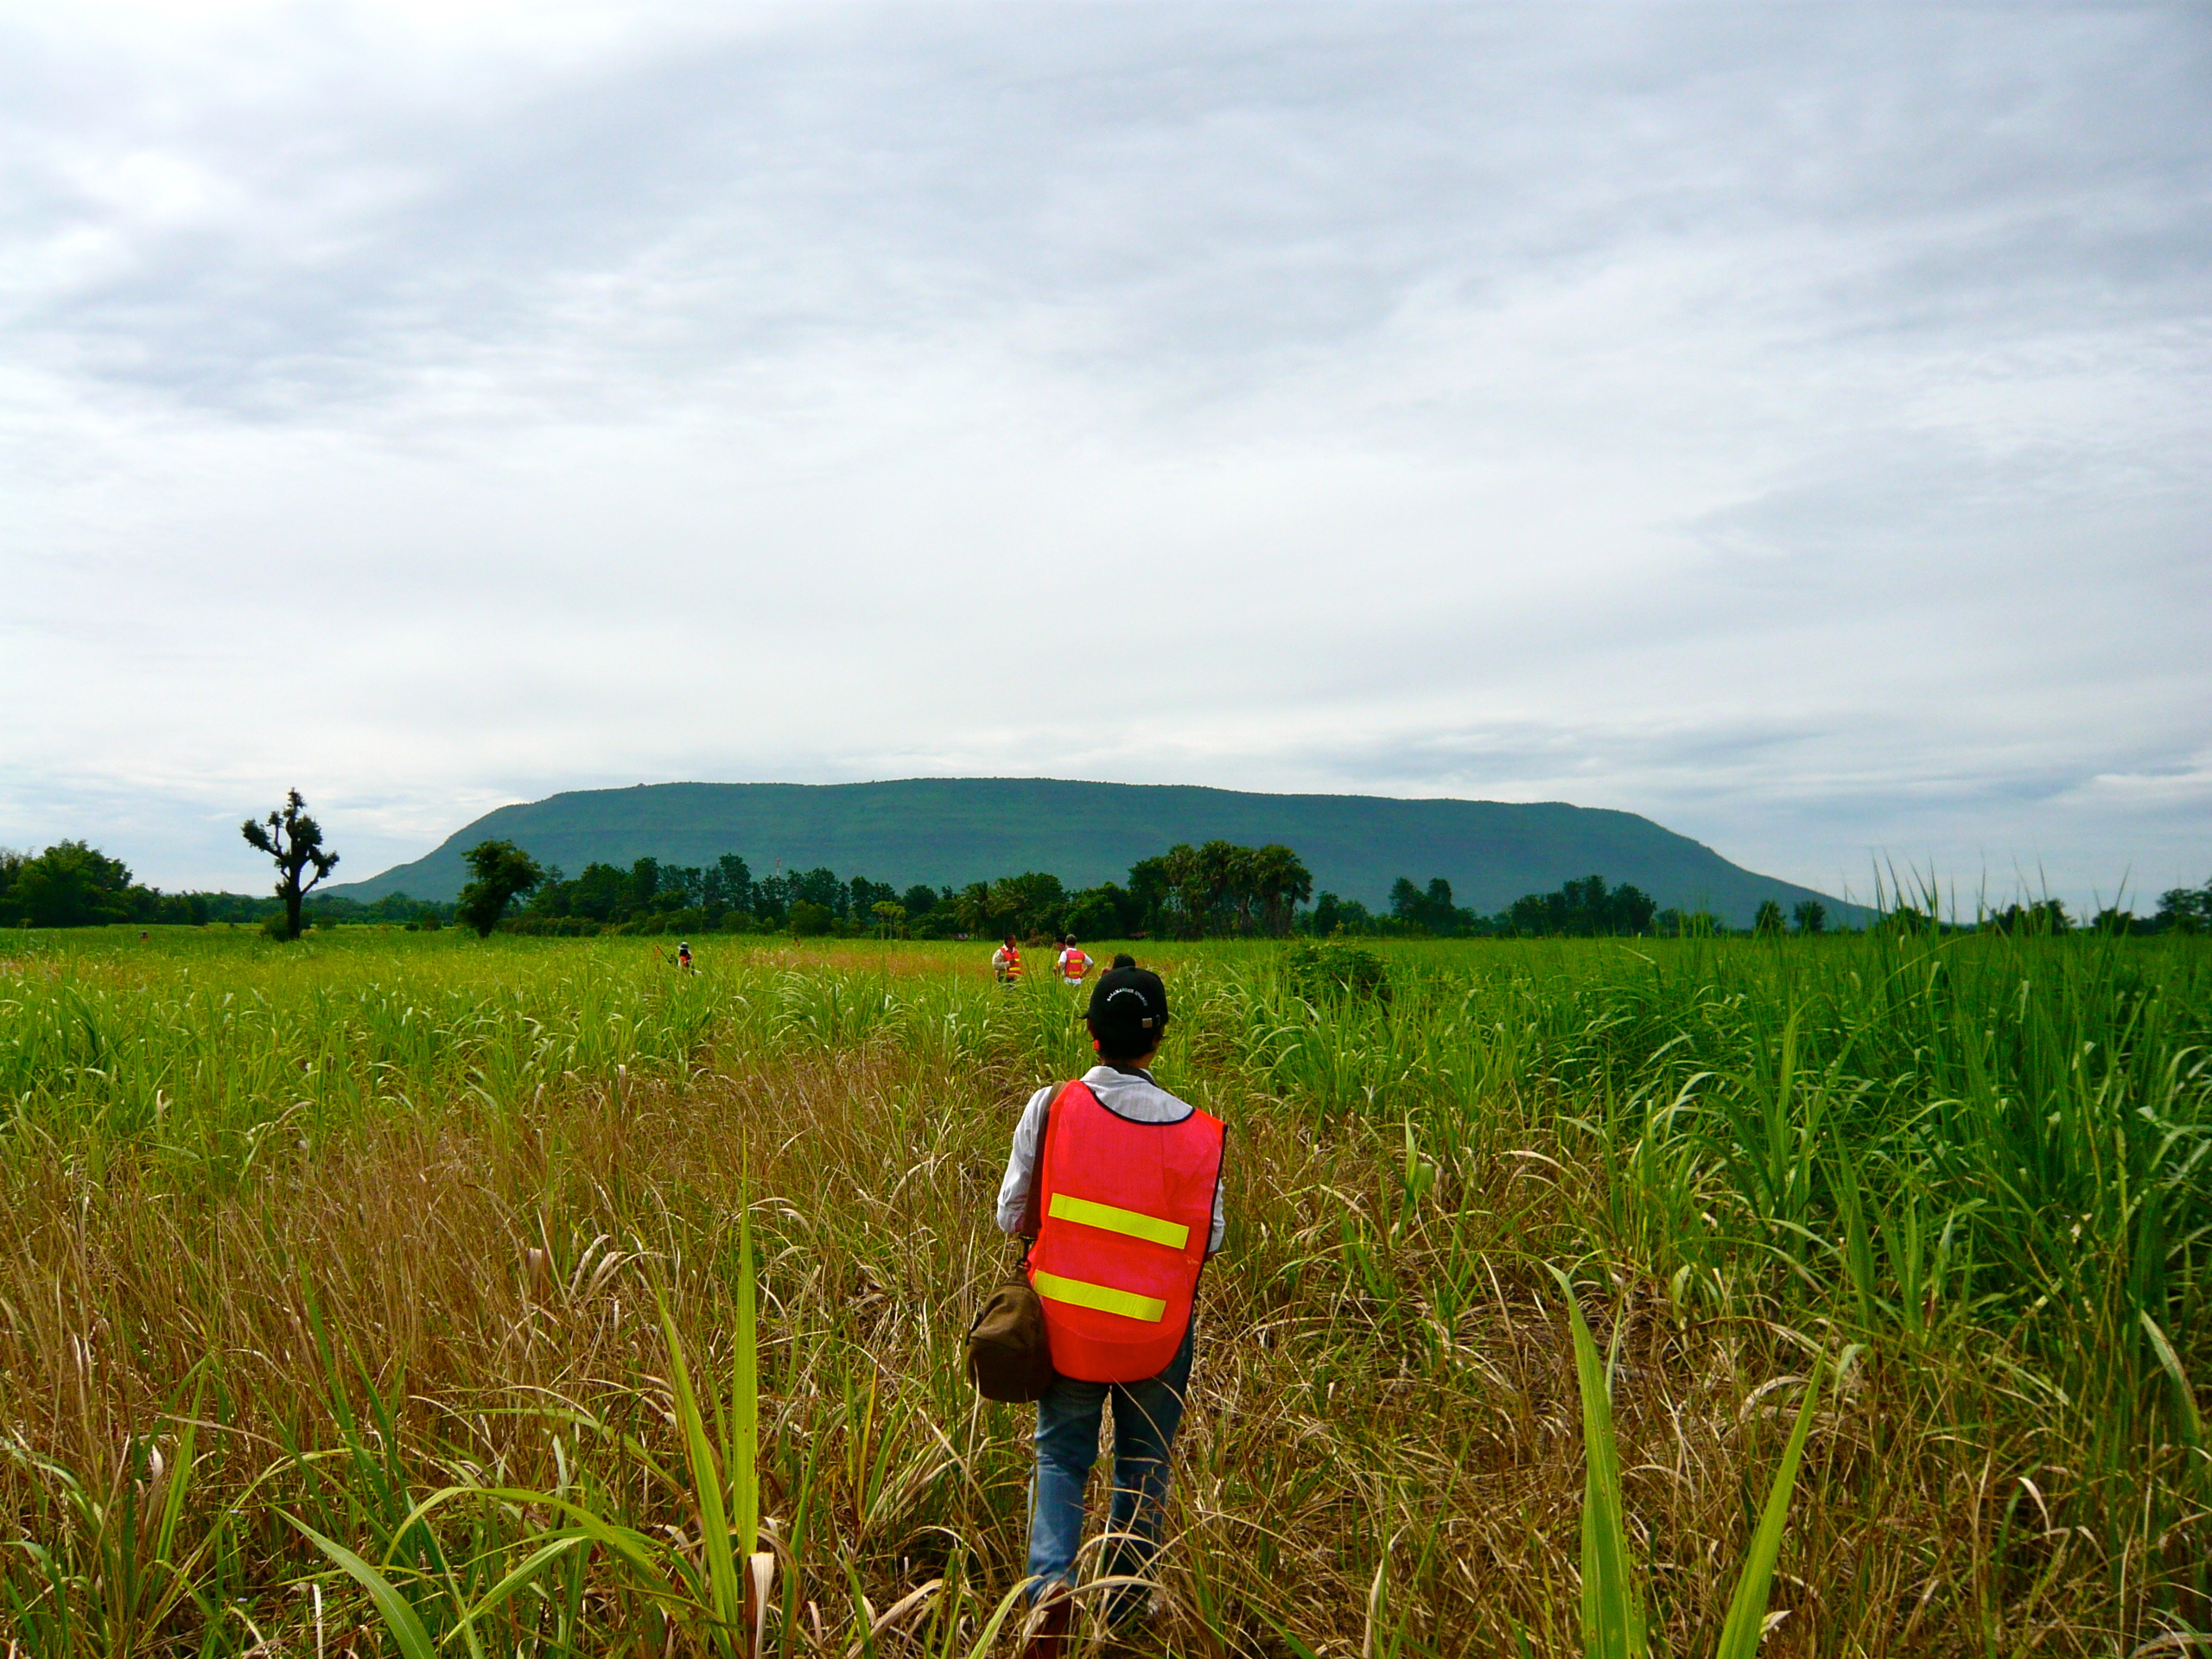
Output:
[733, 1199, 760, 1559]
[657, 1294, 742, 1658]
[1713, 1363, 1823, 1659]
[1557, 1274, 1645, 1659]
[283, 1513, 436, 1659]
[447, 1532, 588, 1646]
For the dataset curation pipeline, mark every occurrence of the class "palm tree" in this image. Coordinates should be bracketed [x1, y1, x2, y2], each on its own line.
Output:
[1250, 844, 1313, 936]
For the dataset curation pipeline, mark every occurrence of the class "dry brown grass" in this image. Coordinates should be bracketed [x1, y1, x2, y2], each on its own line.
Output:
[1, 1006, 2159, 1658]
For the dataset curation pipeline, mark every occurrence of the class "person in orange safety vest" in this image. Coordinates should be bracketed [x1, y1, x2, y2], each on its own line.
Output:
[1054, 935, 1090, 986]
[995, 957, 1224, 1657]
[992, 934, 1022, 983]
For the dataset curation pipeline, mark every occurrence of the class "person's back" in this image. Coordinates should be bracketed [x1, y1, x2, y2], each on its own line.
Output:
[994, 957, 1224, 1656]
[1055, 936, 1090, 986]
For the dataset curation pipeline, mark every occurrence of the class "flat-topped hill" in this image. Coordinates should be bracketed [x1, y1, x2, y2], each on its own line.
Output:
[327, 778, 1858, 926]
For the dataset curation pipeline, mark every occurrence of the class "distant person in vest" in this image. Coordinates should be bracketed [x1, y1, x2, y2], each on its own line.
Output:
[1055, 935, 1090, 987]
[993, 934, 1022, 983]
[995, 957, 1227, 1656]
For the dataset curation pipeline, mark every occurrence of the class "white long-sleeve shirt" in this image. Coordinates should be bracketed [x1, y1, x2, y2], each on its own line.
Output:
[995, 1065, 1228, 1255]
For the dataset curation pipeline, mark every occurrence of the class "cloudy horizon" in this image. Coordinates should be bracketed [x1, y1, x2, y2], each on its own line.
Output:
[4, 2, 2207, 914]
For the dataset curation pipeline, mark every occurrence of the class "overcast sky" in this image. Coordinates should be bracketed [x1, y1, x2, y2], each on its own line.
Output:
[3, 1, 2206, 912]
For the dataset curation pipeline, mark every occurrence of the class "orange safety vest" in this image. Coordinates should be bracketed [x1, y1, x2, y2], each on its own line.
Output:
[1060, 948, 1090, 977]
[1028, 1080, 1225, 1382]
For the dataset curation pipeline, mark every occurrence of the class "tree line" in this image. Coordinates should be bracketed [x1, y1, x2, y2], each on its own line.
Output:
[1312, 872, 1681, 938]
[499, 838, 1319, 941]
[0, 841, 311, 930]
[11, 785, 2210, 942]
[1871, 887, 2212, 938]
[0, 791, 441, 935]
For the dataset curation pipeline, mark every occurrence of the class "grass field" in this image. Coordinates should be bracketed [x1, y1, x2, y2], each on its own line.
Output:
[1, 925, 2207, 1656]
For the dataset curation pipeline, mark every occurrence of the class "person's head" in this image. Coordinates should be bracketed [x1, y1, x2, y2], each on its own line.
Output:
[1086, 962, 1170, 1065]
[1005, 934, 1018, 949]
[1064, 934, 1077, 947]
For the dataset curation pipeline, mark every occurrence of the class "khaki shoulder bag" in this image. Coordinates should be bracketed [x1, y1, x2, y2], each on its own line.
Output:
[964, 1082, 1068, 1402]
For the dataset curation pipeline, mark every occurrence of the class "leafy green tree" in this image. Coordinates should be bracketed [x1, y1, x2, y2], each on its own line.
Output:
[869, 900, 907, 938]
[2155, 884, 2209, 933]
[1308, 891, 1375, 935]
[776, 868, 837, 918]
[849, 876, 899, 920]
[787, 899, 835, 937]
[6, 841, 137, 927]
[1126, 855, 1176, 937]
[580, 863, 639, 921]
[1064, 882, 1138, 941]
[1189, 842, 1247, 932]
[1792, 899, 1827, 935]
[1389, 877, 1427, 928]
[982, 872, 1067, 939]
[241, 790, 339, 941]
[456, 840, 546, 938]
[950, 881, 992, 937]
[1504, 874, 1656, 937]
[1391, 875, 1472, 936]
[1989, 899, 2070, 936]
[750, 872, 791, 925]
[709, 855, 755, 918]
[654, 865, 706, 912]
[1126, 840, 1312, 938]
[1754, 899, 1786, 936]
[1249, 844, 1313, 936]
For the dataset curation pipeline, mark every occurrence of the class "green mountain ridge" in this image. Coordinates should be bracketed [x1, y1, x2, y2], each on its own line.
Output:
[327, 778, 1864, 927]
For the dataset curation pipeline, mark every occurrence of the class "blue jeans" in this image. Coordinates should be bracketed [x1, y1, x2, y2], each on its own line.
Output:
[1027, 1320, 1195, 1623]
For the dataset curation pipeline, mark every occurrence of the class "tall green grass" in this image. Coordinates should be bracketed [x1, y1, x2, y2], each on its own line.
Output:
[0, 925, 2205, 1653]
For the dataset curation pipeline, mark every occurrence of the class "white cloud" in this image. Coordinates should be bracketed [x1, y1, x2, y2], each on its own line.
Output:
[1, 2, 2207, 906]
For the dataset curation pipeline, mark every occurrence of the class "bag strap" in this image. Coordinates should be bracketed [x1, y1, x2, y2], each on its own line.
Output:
[1016, 1079, 1074, 1251]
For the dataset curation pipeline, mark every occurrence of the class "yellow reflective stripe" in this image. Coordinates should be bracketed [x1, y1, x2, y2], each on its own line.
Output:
[1048, 1192, 1190, 1251]
[1032, 1270, 1166, 1323]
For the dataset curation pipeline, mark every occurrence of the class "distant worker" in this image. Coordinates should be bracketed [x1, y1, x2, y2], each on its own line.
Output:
[996, 957, 1225, 1656]
[677, 939, 693, 972]
[993, 934, 1023, 983]
[1055, 935, 1090, 986]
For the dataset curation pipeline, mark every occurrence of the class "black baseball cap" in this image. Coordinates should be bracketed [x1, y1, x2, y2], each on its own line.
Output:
[1087, 963, 1170, 1053]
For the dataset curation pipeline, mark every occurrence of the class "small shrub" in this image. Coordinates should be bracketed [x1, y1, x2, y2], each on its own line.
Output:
[1284, 938, 1389, 1004]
